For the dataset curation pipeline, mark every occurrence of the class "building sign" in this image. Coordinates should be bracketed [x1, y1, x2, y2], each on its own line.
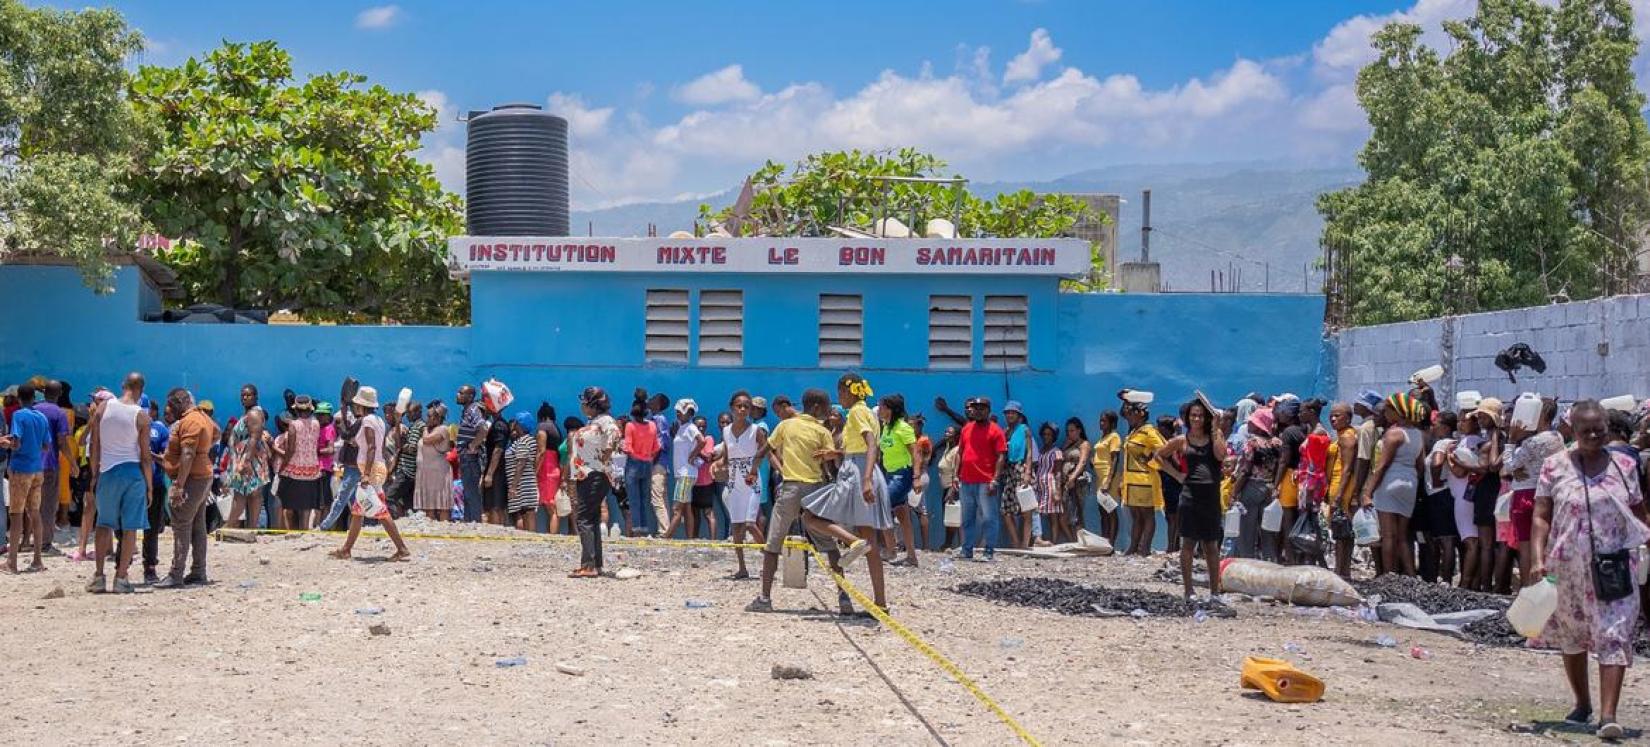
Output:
[449, 237, 1092, 277]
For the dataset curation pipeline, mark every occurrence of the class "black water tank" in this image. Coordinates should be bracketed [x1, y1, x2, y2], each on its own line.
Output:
[465, 103, 570, 236]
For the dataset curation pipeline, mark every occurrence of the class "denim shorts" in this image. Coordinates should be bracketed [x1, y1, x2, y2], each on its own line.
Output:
[95, 462, 150, 532]
[885, 467, 914, 508]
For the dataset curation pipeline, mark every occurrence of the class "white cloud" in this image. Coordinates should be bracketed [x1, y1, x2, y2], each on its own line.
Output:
[414, 4, 1650, 209]
[1003, 28, 1062, 84]
[1312, 0, 1470, 77]
[547, 93, 614, 139]
[672, 65, 761, 105]
[1297, 83, 1365, 132]
[355, 5, 402, 30]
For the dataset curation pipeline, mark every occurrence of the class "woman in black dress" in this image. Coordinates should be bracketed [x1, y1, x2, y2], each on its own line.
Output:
[1155, 399, 1227, 598]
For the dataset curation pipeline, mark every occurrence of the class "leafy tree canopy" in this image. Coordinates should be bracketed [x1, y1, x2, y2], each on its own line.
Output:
[129, 40, 466, 323]
[699, 148, 1107, 288]
[0, 0, 144, 287]
[1319, 0, 1650, 326]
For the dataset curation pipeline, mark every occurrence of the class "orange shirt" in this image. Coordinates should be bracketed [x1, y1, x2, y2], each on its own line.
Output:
[165, 409, 220, 479]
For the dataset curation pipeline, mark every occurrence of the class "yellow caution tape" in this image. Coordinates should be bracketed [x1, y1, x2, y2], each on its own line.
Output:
[813, 554, 1043, 747]
[245, 527, 1041, 745]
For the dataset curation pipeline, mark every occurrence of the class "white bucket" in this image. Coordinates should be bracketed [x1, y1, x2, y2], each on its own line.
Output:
[1602, 394, 1638, 413]
[1455, 390, 1483, 412]
[782, 542, 808, 589]
[1097, 491, 1119, 514]
[1506, 577, 1558, 638]
[1261, 499, 1284, 533]
[1511, 393, 1542, 429]
[1410, 364, 1445, 385]
[943, 502, 962, 528]
[1224, 504, 1245, 538]
[1015, 485, 1037, 512]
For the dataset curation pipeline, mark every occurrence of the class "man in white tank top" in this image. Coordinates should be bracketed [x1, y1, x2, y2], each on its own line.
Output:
[86, 372, 154, 594]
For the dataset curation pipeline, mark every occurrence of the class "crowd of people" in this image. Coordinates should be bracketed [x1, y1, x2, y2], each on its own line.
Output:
[5, 371, 1650, 721]
[5, 367, 1650, 733]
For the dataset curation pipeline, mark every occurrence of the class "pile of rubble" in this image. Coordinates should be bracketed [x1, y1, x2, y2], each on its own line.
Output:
[952, 577, 1235, 619]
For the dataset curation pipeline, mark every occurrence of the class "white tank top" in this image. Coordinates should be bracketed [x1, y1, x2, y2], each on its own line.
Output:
[98, 399, 142, 468]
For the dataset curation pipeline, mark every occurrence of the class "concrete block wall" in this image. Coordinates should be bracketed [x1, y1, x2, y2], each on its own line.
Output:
[1335, 294, 1650, 407]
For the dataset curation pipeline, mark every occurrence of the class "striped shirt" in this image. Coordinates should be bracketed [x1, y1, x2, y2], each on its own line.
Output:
[457, 402, 483, 455]
[506, 433, 539, 512]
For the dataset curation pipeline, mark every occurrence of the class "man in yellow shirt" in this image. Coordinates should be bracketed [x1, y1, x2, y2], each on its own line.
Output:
[749, 388, 846, 613]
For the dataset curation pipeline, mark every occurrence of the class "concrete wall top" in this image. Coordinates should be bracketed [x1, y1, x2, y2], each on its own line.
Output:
[0, 264, 1327, 431]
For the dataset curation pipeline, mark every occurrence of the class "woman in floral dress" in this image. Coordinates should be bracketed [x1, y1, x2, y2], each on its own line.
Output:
[1531, 400, 1650, 740]
[227, 408, 273, 529]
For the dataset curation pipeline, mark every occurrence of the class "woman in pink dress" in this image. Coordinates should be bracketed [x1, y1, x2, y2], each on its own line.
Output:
[1531, 400, 1650, 740]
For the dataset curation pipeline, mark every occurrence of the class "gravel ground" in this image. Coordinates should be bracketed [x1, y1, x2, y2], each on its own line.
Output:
[4, 527, 1649, 745]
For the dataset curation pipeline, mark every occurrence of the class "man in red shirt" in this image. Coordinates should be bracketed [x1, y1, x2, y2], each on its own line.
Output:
[957, 397, 1006, 561]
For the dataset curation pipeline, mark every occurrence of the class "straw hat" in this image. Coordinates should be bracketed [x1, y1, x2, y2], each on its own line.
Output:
[1474, 397, 1503, 420]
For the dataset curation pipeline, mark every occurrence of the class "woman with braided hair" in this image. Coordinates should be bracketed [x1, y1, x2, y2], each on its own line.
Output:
[1361, 392, 1426, 576]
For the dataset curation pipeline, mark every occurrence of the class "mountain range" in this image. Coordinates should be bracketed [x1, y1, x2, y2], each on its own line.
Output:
[569, 161, 1363, 293]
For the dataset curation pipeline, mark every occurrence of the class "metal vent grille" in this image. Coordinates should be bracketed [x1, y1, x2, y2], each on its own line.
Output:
[983, 295, 1028, 368]
[928, 295, 973, 369]
[818, 294, 864, 367]
[644, 289, 690, 364]
[698, 289, 744, 366]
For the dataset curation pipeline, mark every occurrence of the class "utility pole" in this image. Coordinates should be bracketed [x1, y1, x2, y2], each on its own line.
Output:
[1265, 262, 1271, 293]
[1140, 189, 1152, 262]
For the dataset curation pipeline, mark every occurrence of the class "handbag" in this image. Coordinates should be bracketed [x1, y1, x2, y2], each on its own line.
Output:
[1580, 455, 1634, 603]
[1329, 506, 1354, 541]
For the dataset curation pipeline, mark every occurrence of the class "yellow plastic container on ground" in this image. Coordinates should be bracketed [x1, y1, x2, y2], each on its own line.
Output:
[1241, 656, 1325, 703]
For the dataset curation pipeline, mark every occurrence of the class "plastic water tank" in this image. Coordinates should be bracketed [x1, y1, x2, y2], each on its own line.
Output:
[465, 103, 570, 236]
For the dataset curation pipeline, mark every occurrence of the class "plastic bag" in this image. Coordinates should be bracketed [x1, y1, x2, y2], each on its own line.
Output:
[1352, 507, 1380, 546]
[1288, 508, 1324, 557]
[1493, 490, 1513, 522]
[482, 378, 514, 412]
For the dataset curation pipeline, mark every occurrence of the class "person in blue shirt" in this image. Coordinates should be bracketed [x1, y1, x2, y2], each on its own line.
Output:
[7, 382, 53, 573]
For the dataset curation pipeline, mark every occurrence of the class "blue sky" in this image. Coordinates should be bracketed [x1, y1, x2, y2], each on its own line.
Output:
[88, 1, 1650, 207]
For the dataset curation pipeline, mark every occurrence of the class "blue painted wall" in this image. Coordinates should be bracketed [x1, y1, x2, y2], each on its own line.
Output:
[0, 263, 1326, 544]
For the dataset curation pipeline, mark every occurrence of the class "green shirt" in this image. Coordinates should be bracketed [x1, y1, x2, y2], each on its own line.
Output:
[879, 419, 917, 472]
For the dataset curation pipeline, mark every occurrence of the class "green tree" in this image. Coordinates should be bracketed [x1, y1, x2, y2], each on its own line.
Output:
[129, 41, 466, 323]
[1319, 0, 1650, 326]
[699, 148, 1106, 287]
[0, 1, 145, 288]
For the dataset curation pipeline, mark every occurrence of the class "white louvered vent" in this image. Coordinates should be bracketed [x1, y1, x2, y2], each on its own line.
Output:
[928, 294, 973, 369]
[645, 289, 690, 364]
[698, 289, 744, 366]
[983, 295, 1028, 369]
[818, 294, 864, 368]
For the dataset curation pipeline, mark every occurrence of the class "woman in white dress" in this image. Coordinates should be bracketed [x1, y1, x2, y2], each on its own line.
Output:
[719, 391, 768, 579]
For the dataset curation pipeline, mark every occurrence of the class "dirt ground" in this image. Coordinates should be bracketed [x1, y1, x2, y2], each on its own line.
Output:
[2, 520, 1645, 746]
